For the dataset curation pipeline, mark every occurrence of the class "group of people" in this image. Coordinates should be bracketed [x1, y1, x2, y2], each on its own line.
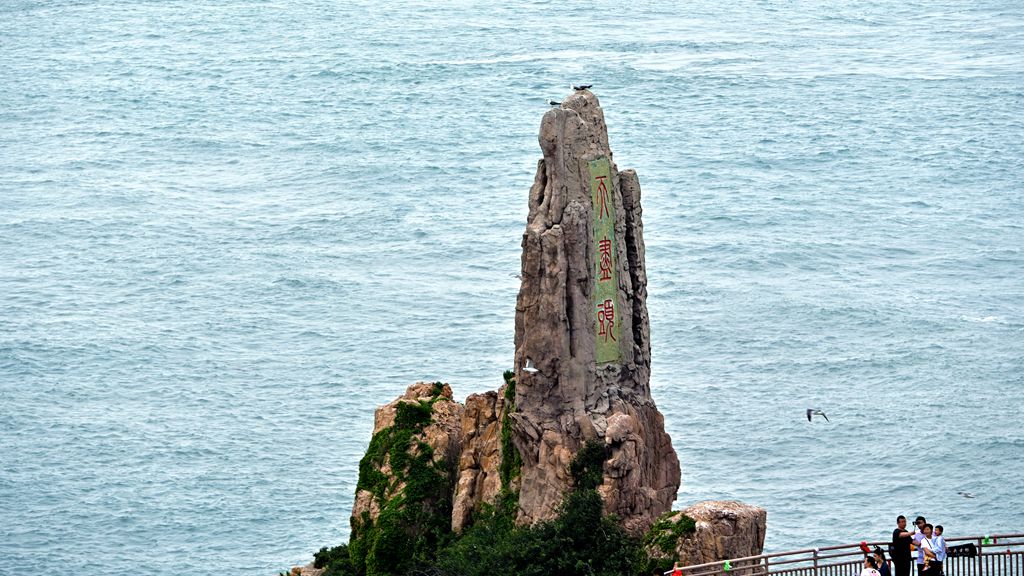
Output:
[662, 514, 951, 576]
[863, 516, 948, 576]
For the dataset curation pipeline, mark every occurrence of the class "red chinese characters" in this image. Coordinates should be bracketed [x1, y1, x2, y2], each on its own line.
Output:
[594, 175, 610, 219]
[589, 157, 620, 363]
[598, 237, 613, 282]
[597, 298, 616, 342]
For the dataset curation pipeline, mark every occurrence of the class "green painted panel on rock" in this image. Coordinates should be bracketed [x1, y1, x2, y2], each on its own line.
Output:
[589, 157, 621, 364]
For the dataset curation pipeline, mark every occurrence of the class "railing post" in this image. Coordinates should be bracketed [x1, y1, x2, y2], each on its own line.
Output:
[763, 556, 770, 576]
[813, 548, 820, 576]
[976, 538, 984, 576]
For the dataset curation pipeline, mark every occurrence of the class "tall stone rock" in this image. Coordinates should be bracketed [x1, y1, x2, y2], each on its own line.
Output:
[511, 90, 680, 535]
[291, 92, 769, 576]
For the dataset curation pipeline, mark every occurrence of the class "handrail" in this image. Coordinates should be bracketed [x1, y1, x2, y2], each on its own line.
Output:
[669, 533, 1024, 576]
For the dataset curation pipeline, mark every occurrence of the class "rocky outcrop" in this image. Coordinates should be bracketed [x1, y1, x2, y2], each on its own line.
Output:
[349, 382, 463, 528]
[355, 92, 681, 539]
[295, 91, 770, 576]
[650, 501, 767, 566]
[451, 389, 507, 533]
[291, 564, 322, 576]
[510, 90, 680, 535]
[349, 379, 514, 540]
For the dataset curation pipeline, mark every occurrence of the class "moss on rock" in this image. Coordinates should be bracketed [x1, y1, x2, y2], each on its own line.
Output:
[316, 384, 668, 576]
[644, 510, 698, 556]
[434, 438, 646, 576]
[339, 386, 455, 576]
[498, 370, 522, 511]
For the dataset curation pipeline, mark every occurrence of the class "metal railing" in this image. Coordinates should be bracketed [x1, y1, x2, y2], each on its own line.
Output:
[673, 534, 1024, 576]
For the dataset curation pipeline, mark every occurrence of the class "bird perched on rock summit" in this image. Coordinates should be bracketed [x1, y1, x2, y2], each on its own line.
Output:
[573, 84, 593, 91]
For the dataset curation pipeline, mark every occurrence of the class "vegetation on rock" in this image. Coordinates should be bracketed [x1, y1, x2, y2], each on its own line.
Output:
[645, 511, 697, 556]
[331, 383, 455, 576]
[314, 544, 354, 573]
[569, 437, 607, 491]
[436, 439, 647, 576]
[498, 370, 521, 511]
[313, 382, 682, 576]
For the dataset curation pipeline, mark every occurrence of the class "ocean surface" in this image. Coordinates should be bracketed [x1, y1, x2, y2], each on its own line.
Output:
[2, 0, 1023, 574]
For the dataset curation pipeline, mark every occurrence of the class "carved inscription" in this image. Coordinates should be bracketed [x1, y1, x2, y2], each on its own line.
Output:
[589, 157, 620, 364]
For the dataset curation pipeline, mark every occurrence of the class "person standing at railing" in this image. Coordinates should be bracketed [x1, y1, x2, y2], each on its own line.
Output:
[914, 517, 928, 545]
[893, 516, 916, 576]
[874, 546, 893, 576]
[932, 526, 947, 576]
[862, 555, 883, 576]
[918, 523, 938, 576]
[912, 517, 929, 576]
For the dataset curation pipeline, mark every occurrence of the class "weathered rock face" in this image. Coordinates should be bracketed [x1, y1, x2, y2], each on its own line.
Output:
[350, 380, 514, 540]
[346, 93, 679, 540]
[450, 389, 507, 533]
[656, 501, 768, 566]
[511, 90, 680, 535]
[295, 92, 771, 576]
[349, 382, 463, 530]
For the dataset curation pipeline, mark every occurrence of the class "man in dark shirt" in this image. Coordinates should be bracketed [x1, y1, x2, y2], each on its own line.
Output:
[892, 515, 915, 576]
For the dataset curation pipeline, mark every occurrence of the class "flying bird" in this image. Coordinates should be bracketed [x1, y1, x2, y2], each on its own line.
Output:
[806, 408, 829, 422]
[547, 99, 561, 106]
[957, 491, 976, 499]
[523, 358, 539, 373]
[573, 84, 593, 91]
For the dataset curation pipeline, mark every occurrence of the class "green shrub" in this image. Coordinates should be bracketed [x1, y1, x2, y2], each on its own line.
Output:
[315, 383, 665, 576]
[499, 372, 522, 500]
[644, 511, 697, 556]
[435, 437, 645, 576]
[314, 544, 353, 573]
[570, 439, 608, 491]
[345, 387, 455, 576]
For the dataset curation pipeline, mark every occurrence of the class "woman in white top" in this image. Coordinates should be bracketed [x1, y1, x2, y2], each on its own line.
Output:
[862, 556, 883, 576]
[918, 524, 938, 573]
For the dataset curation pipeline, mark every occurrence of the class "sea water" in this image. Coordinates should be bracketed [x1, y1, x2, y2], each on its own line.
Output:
[1, 1, 1022, 574]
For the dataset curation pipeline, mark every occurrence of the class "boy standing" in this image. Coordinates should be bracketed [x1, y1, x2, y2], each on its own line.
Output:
[932, 525, 947, 576]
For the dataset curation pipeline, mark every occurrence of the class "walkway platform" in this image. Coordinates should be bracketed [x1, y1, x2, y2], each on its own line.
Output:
[675, 533, 1024, 576]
